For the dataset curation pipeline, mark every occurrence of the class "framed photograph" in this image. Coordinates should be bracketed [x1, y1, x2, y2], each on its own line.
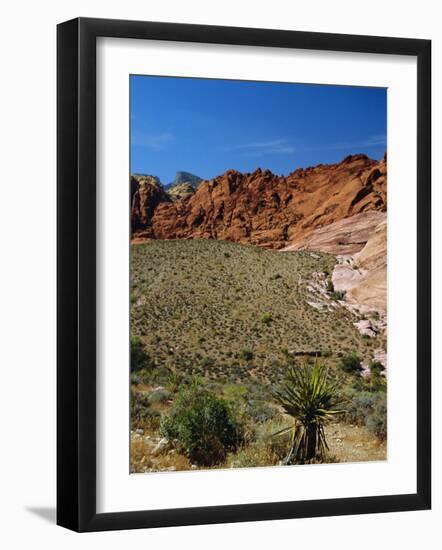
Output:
[57, 17, 431, 532]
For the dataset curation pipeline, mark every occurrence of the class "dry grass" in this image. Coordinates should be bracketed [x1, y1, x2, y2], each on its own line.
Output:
[131, 434, 192, 473]
[130, 418, 386, 473]
[325, 422, 387, 463]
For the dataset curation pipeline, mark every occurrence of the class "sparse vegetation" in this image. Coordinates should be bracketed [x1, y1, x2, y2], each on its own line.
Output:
[131, 389, 161, 431]
[369, 360, 385, 375]
[343, 389, 387, 441]
[330, 290, 346, 301]
[131, 240, 379, 382]
[240, 348, 254, 361]
[339, 352, 363, 374]
[260, 312, 273, 325]
[129, 240, 387, 472]
[130, 336, 154, 372]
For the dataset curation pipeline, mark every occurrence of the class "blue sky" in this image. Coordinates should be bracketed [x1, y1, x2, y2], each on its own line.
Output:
[130, 75, 386, 185]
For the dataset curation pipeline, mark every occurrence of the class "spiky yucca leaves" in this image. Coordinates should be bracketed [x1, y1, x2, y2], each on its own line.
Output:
[274, 363, 343, 464]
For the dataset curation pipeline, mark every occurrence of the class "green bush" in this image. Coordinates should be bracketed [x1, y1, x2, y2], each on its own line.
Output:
[160, 386, 244, 466]
[260, 312, 273, 325]
[130, 336, 154, 372]
[148, 388, 171, 404]
[200, 356, 214, 368]
[244, 399, 277, 425]
[330, 290, 346, 301]
[130, 373, 142, 385]
[344, 390, 387, 440]
[352, 370, 386, 393]
[339, 352, 363, 374]
[255, 419, 291, 460]
[240, 348, 254, 361]
[345, 392, 376, 424]
[366, 396, 387, 440]
[131, 390, 160, 430]
[369, 360, 385, 375]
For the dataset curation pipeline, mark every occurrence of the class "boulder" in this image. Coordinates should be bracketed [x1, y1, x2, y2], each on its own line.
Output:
[151, 437, 171, 456]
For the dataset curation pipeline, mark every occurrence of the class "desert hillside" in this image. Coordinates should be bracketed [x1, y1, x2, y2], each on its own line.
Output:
[130, 239, 387, 473]
[131, 240, 386, 382]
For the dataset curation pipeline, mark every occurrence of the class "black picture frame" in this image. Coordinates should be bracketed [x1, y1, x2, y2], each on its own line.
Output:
[57, 17, 431, 532]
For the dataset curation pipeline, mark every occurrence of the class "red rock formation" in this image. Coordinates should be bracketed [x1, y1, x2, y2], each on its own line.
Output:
[131, 175, 170, 237]
[131, 154, 386, 249]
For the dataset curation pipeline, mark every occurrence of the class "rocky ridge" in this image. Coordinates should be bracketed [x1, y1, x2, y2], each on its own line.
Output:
[130, 154, 386, 249]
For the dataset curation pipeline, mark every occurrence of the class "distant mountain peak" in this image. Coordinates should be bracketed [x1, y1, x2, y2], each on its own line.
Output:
[168, 171, 203, 190]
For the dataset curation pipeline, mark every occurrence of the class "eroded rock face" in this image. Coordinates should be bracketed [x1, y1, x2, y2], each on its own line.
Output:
[281, 211, 386, 256]
[131, 175, 171, 237]
[332, 217, 387, 313]
[350, 218, 387, 312]
[167, 182, 196, 202]
[130, 154, 387, 248]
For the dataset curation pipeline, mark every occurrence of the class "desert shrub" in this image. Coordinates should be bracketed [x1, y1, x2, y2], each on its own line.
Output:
[160, 386, 244, 466]
[352, 370, 387, 393]
[344, 392, 376, 424]
[240, 348, 254, 361]
[255, 419, 291, 460]
[223, 384, 248, 403]
[326, 279, 334, 293]
[227, 444, 277, 468]
[148, 388, 171, 405]
[144, 365, 180, 389]
[131, 390, 161, 430]
[369, 360, 385, 375]
[200, 356, 214, 368]
[130, 336, 154, 372]
[226, 418, 291, 468]
[366, 395, 387, 440]
[330, 290, 346, 301]
[339, 352, 363, 374]
[130, 373, 142, 385]
[163, 368, 185, 392]
[260, 312, 273, 325]
[245, 399, 277, 425]
[344, 390, 387, 440]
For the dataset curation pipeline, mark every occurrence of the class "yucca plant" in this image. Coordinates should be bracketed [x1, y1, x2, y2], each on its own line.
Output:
[274, 363, 344, 464]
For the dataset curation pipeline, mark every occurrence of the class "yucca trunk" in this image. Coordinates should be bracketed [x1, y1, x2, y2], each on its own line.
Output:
[284, 424, 319, 464]
[305, 424, 318, 462]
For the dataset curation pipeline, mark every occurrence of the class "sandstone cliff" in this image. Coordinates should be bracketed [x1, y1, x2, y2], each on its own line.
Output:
[130, 153, 386, 249]
[131, 175, 170, 236]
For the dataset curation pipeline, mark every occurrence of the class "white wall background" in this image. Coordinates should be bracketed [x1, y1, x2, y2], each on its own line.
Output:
[0, 0, 439, 547]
